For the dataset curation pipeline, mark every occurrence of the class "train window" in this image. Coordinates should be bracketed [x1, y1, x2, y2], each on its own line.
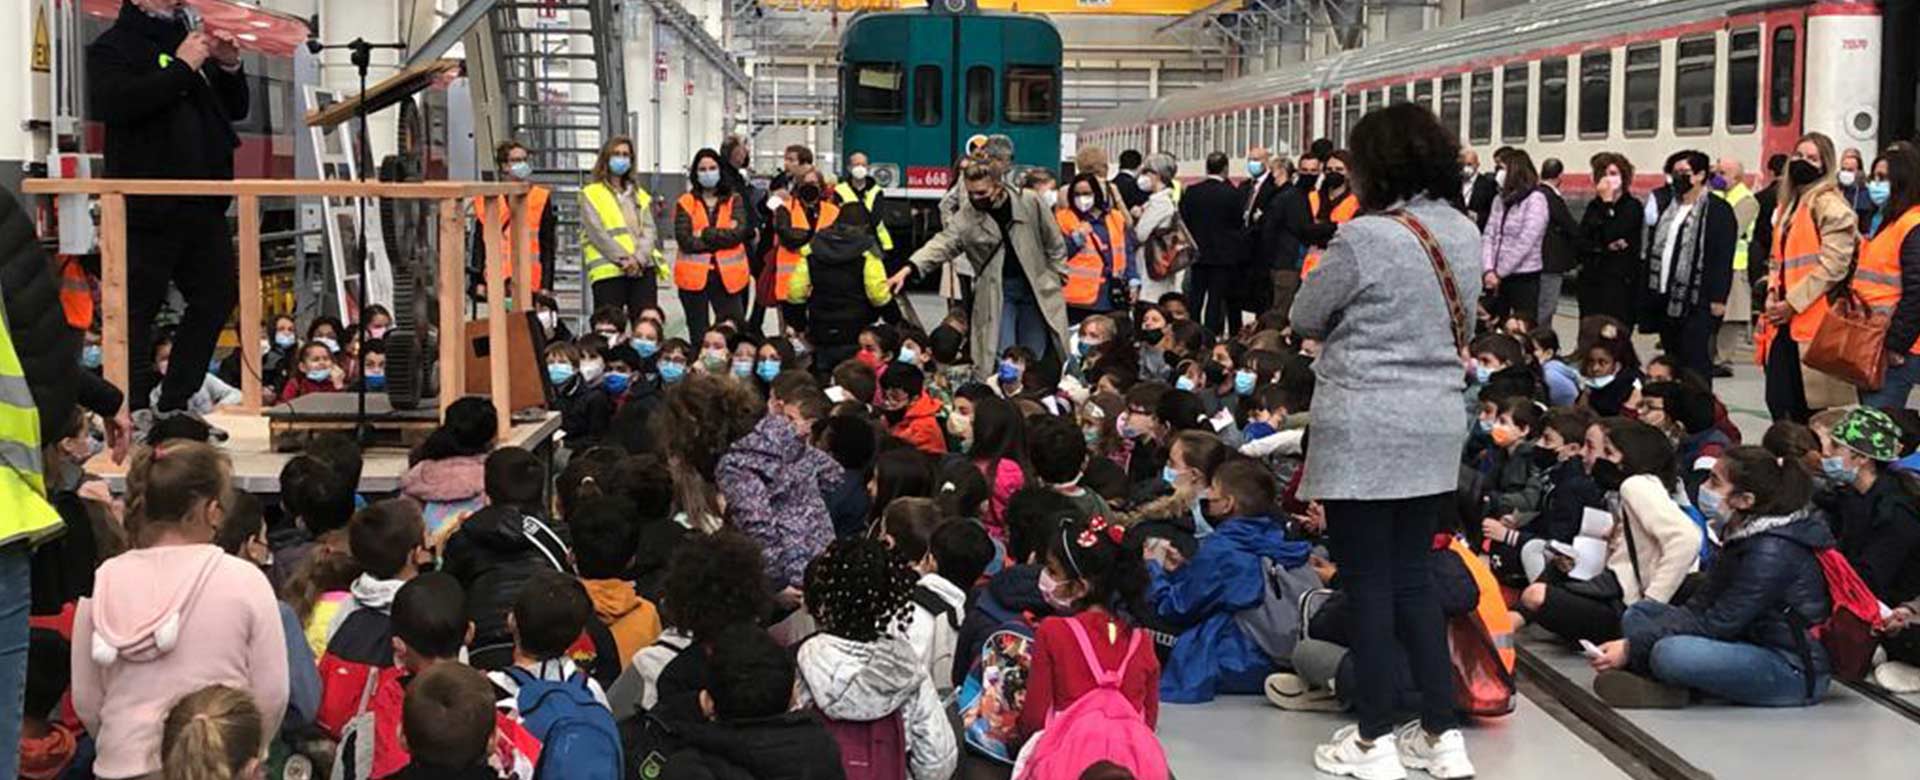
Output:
[1441, 77, 1463, 138]
[1538, 57, 1567, 140]
[1415, 79, 1434, 112]
[1004, 66, 1056, 124]
[1580, 49, 1611, 137]
[1502, 64, 1528, 143]
[1729, 29, 1760, 132]
[914, 65, 942, 126]
[966, 66, 993, 125]
[1344, 95, 1361, 145]
[1674, 36, 1716, 132]
[1769, 27, 1796, 126]
[848, 62, 905, 123]
[1364, 89, 1380, 114]
[1624, 43, 1659, 135]
[1470, 70, 1493, 144]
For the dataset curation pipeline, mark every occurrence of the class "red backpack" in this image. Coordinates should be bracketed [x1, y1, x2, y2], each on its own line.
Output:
[1014, 620, 1168, 780]
[1805, 547, 1883, 682]
[815, 710, 908, 780]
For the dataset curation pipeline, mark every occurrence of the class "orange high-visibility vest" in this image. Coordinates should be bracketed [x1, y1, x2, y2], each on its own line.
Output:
[1756, 196, 1839, 366]
[473, 186, 549, 291]
[1055, 206, 1130, 307]
[1300, 190, 1359, 279]
[774, 201, 838, 303]
[58, 257, 94, 330]
[1447, 538, 1516, 715]
[674, 193, 750, 294]
[1855, 208, 1920, 355]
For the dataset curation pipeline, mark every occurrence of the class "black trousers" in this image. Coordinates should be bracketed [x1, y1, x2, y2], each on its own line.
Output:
[677, 266, 746, 338]
[128, 204, 239, 412]
[1323, 494, 1459, 739]
[591, 274, 658, 323]
[1494, 271, 1542, 324]
[1659, 307, 1720, 389]
[1190, 265, 1242, 336]
[1530, 581, 1626, 643]
[1765, 325, 1811, 423]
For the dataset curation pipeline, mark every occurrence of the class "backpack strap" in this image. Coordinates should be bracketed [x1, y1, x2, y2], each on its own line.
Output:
[910, 584, 962, 630]
[520, 514, 576, 575]
[1063, 617, 1141, 689]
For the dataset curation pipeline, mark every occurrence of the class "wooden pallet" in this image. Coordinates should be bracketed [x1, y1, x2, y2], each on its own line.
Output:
[265, 392, 443, 453]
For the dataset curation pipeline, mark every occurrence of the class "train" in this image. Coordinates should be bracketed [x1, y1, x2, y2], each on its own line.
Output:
[837, 3, 1064, 255]
[1077, 0, 1894, 197]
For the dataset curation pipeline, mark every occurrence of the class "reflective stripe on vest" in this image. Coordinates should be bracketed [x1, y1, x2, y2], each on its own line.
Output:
[1055, 207, 1129, 307]
[1448, 539, 1516, 672]
[473, 187, 550, 291]
[1856, 208, 1920, 352]
[1301, 191, 1359, 280]
[0, 298, 59, 548]
[1721, 184, 1755, 271]
[834, 182, 893, 251]
[581, 183, 657, 284]
[775, 202, 839, 303]
[674, 193, 749, 294]
[1775, 198, 1835, 344]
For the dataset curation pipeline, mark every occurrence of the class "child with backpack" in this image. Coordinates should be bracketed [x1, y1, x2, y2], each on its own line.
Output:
[401, 396, 496, 548]
[570, 495, 664, 665]
[440, 448, 573, 670]
[653, 623, 848, 780]
[1015, 516, 1168, 780]
[1589, 446, 1840, 708]
[797, 538, 958, 780]
[396, 663, 510, 780]
[315, 499, 432, 739]
[487, 571, 623, 779]
[606, 530, 773, 722]
[889, 499, 995, 696]
[1146, 458, 1312, 703]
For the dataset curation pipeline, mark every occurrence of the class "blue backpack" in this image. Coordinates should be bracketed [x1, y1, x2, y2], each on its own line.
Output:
[503, 668, 622, 780]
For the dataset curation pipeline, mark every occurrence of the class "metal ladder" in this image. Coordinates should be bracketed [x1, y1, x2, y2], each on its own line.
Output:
[487, 0, 628, 318]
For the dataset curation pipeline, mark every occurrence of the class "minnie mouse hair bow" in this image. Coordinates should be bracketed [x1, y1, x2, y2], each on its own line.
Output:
[1076, 515, 1126, 548]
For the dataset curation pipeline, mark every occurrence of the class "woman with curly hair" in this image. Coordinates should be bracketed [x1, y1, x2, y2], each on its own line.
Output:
[649, 373, 762, 532]
[796, 538, 957, 780]
[608, 529, 773, 721]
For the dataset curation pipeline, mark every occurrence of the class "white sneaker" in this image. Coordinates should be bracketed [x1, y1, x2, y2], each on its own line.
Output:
[1313, 724, 1407, 780]
[1264, 673, 1346, 712]
[1394, 721, 1476, 779]
[1874, 661, 1920, 693]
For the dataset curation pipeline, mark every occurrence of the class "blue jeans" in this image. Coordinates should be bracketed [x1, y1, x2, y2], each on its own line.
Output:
[1624, 601, 1828, 707]
[1, 544, 29, 780]
[1860, 354, 1920, 409]
[999, 286, 1049, 359]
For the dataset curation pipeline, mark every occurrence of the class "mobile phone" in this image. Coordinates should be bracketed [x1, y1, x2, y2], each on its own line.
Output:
[1578, 639, 1604, 660]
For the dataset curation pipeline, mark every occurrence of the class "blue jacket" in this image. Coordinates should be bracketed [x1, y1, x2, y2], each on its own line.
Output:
[1624, 511, 1832, 675]
[1148, 516, 1311, 702]
[1542, 358, 1580, 407]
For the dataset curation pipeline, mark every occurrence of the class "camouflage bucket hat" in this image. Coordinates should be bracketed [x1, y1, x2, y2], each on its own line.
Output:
[1834, 407, 1902, 462]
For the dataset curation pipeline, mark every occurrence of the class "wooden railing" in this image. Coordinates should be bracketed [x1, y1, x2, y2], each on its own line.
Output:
[22, 178, 535, 434]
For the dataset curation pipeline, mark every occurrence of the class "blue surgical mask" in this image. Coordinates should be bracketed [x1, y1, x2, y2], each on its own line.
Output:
[273, 332, 296, 350]
[635, 339, 660, 359]
[659, 361, 687, 384]
[1476, 418, 1495, 434]
[697, 169, 722, 189]
[364, 372, 387, 391]
[1584, 373, 1616, 390]
[316, 337, 340, 354]
[1869, 180, 1891, 207]
[1696, 485, 1730, 527]
[609, 155, 632, 176]
[731, 357, 754, 378]
[756, 360, 781, 382]
[81, 345, 103, 369]
[305, 367, 331, 383]
[508, 161, 533, 180]
[1246, 160, 1265, 178]
[998, 359, 1021, 384]
[603, 372, 631, 395]
[1233, 369, 1256, 396]
[547, 363, 575, 385]
[1175, 375, 1197, 392]
[1161, 464, 1180, 486]
[1083, 426, 1100, 445]
[1473, 364, 1493, 384]
[1822, 455, 1859, 485]
[897, 346, 920, 365]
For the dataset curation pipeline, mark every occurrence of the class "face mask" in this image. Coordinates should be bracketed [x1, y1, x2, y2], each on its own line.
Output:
[970, 195, 997, 213]
[856, 349, 883, 370]
[998, 359, 1022, 384]
[702, 350, 728, 372]
[1494, 168, 1508, 188]
[730, 358, 754, 378]
[1140, 175, 1159, 194]
[1490, 424, 1520, 449]
[1175, 375, 1197, 392]
[1037, 568, 1077, 612]
[1584, 373, 1617, 390]
[1083, 426, 1101, 446]
[1041, 190, 1059, 209]
[756, 360, 781, 382]
[82, 345, 103, 369]
[1789, 159, 1823, 188]
[1822, 455, 1859, 485]
[1247, 160, 1265, 178]
[609, 155, 632, 176]
[1670, 172, 1694, 196]
[659, 361, 687, 384]
[1708, 174, 1729, 191]
[364, 371, 387, 391]
[1139, 327, 1163, 344]
[1473, 364, 1493, 384]
[797, 183, 822, 203]
[1839, 170, 1858, 187]
[634, 338, 660, 359]
[368, 325, 390, 340]
[1295, 173, 1319, 191]
[1233, 369, 1256, 396]
[547, 363, 575, 385]
[1869, 181, 1891, 207]
[897, 345, 920, 365]
[850, 165, 870, 181]
[507, 161, 532, 180]
[579, 358, 605, 384]
[1116, 414, 1138, 440]
[316, 337, 340, 353]
[1530, 446, 1559, 469]
[1475, 418, 1495, 434]
[697, 169, 721, 189]
[603, 372, 631, 395]
[1162, 464, 1181, 486]
[274, 332, 297, 349]
[537, 310, 558, 331]
[1321, 172, 1347, 192]
[1589, 459, 1625, 491]
[1602, 174, 1623, 192]
[1696, 485, 1731, 527]
[1460, 165, 1476, 182]
[305, 367, 332, 383]
[947, 411, 973, 439]
[1074, 195, 1096, 212]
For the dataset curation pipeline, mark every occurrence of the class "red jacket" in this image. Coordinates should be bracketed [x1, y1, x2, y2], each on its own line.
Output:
[1018, 609, 1160, 739]
[280, 373, 340, 402]
[890, 392, 947, 456]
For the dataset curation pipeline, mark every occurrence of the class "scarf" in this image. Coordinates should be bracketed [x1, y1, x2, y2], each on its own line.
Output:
[1722, 509, 1808, 543]
[1648, 198, 1709, 319]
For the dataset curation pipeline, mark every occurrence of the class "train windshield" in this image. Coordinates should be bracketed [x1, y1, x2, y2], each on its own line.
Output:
[848, 63, 906, 123]
[1004, 66, 1057, 124]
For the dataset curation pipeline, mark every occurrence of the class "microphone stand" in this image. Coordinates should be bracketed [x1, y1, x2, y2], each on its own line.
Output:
[309, 38, 406, 445]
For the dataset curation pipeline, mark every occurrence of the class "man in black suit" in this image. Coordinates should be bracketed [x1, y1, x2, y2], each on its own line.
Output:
[1239, 147, 1287, 316]
[1538, 158, 1581, 325]
[90, 0, 247, 419]
[1113, 148, 1147, 211]
[1460, 147, 1501, 229]
[1179, 152, 1249, 335]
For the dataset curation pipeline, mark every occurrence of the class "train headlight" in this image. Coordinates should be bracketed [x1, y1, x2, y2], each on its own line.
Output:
[871, 164, 901, 189]
[1848, 106, 1878, 142]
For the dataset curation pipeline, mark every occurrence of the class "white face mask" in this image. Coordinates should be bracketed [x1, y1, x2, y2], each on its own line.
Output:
[1839, 170, 1859, 187]
[579, 358, 605, 383]
[850, 165, 870, 181]
[1494, 168, 1508, 188]
[1074, 195, 1096, 212]
[1041, 190, 1058, 208]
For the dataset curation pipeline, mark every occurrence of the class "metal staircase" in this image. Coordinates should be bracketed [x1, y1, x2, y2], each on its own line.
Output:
[488, 0, 628, 317]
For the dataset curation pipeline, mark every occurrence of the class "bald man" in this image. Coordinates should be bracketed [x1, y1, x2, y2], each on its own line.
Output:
[1711, 157, 1761, 375]
[1460, 148, 1499, 229]
[1240, 145, 1287, 314]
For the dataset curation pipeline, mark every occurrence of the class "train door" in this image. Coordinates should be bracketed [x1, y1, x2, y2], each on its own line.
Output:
[1760, 12, 1803, 161]
[1802, 3, 1882, 159]
[904, 14, 955, 198]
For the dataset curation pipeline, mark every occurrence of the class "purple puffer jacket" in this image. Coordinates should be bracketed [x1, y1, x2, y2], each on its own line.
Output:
[715, 414, 845, 589]
[1481, 189, 1549, 278]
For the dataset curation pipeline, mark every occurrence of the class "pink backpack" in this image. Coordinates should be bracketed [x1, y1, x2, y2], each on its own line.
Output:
[1016, 620, 1169, 780]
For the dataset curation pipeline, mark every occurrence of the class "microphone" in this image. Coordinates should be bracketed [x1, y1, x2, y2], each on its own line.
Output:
[176, 4, 202, 33]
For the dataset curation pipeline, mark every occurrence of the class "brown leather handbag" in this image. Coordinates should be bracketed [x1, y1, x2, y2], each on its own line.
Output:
[1803, 283, 1890, 391]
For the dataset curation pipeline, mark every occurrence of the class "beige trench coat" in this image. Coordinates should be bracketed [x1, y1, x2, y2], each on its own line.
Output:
[1774, 182, 1860, 409]
[910, 188, 1070, 378]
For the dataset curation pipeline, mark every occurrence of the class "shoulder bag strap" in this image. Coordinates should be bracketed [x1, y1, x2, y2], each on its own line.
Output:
[1387, 210, 1471, 357]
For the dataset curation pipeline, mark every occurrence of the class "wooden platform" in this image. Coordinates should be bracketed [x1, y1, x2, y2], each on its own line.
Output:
[85, 410, 563, 495]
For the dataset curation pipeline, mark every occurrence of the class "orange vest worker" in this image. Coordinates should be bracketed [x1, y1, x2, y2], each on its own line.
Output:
[1756, 199, 1836, 366]
[674, 193, 751, 294]
[472, 187, 549, 291]
[1055, 207, 1130, 307]
[775, 201, 838, 303]
[1854, 208, 1920, 354]
[1300, 190, 1359, 280]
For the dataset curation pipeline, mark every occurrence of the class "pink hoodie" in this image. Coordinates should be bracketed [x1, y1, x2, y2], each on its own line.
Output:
[71, 545, 288, 779]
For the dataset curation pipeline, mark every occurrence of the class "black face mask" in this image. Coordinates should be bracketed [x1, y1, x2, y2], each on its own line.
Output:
[1321, 172, 1347, 192]
[1295, 173, 1320, 192]
[1670, 172, 1694, 196]
[1204, 361, 1228, 387]
[1589, 459, 1626, 492]
[1531, 446, 1560, 470]
[1138, 327, 1163, 345]
[1789, 159, 1824, 188]
[797, 183, 822, 203]
[969, 194, 998, 213]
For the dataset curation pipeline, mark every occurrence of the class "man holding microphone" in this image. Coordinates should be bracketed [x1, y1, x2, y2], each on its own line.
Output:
[88, 0, 248, 425]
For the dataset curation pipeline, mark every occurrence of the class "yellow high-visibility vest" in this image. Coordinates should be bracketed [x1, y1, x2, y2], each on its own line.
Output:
[834, 181, 895, 252]
[580, 182, 664, 284]
[0, 298, 60, 549]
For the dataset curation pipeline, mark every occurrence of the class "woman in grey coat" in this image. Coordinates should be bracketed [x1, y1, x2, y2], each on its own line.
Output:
[1288, 103, 1483, 780]
[897, 160, 1070, 378]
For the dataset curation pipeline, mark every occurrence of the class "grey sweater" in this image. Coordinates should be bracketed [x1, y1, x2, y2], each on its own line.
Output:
[1289, 195, 1483, 501]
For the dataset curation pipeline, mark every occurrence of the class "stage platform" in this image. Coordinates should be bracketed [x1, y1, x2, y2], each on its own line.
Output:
[86, 409, 564, 495]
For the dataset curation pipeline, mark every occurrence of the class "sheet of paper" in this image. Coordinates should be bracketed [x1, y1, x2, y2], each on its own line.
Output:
[1580, 506, 1615, 539]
